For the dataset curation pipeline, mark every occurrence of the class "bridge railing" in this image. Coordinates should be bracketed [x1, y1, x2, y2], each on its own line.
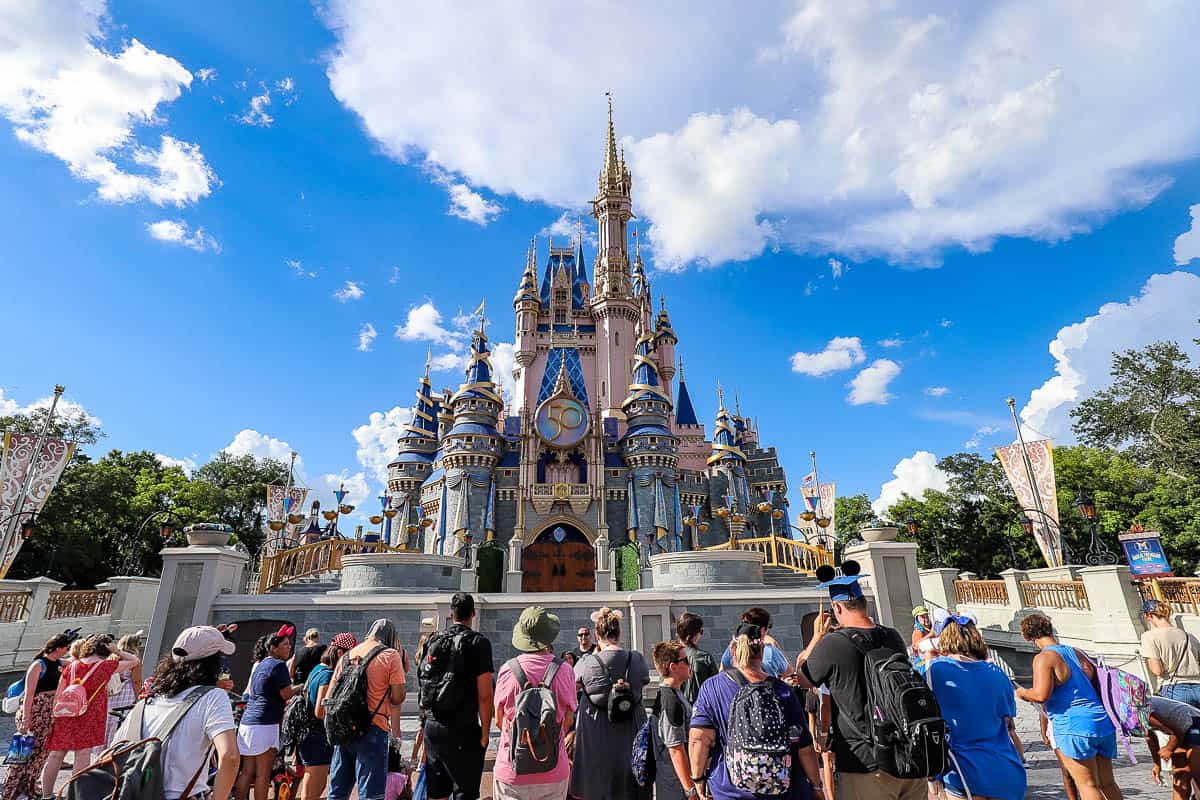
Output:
[702, 535, 832, 575]
[954, 579, 1009, 606]
[45, 589, 115, 620]
[0, 591, 31, 623]
[1020, 579, 1090, 610]
[1136, 577, 1200, 616]
[258, 538, 398, 594]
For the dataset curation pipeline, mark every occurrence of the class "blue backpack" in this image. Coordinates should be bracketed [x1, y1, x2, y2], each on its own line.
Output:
[632, 690, 663, 787]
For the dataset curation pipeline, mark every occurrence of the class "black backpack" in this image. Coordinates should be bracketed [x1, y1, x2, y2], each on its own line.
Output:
[324, 645, 388, 746]
[723, 670, 793, 795]
[417, 629, 477, 721]
[590, 651, 637, 723]
[63, 686, 217, 800]
[841, 628, 949, 779]
[281, 668, 323, 752]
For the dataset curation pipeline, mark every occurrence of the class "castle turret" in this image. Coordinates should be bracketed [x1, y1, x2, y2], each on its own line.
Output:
[387, 352, 440, 495]
[655, 295, 677, 390]
[514, 239, 540, 371]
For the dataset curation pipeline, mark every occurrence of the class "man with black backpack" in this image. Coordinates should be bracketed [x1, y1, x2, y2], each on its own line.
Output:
[417, 593, 494, 800]
[794, 562, 946, 800]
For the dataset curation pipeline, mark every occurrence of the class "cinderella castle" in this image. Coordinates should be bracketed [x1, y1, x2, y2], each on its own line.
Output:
[382, 104, 794, 594]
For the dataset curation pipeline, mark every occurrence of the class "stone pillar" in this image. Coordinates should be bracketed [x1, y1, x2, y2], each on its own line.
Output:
[103, 576, 160, 635]
[1000, 568, 1028, 608]
[504, 536, 523, 593]
[594, 529, 611, 592]
[25, 576, 65, 623]
[844, 541, 921, 630]
[629, 596, 670, 656]
[11, 577, 65, 664]
[1079, 564, 1149, 680]
[145, 544, 249, 665]
[919, 568, 960, 611]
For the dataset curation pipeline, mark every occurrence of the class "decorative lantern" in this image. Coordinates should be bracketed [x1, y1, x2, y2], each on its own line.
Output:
[816, 516, 831, 529]
[160, 518, 178, 539]
[287, 513, 304, 525]
[268, 519, 286, 532]
[369, 514, 384, 525]
[19, 518, 36, 540]
[1073, 490, 1097, 522]
[322, 510, 338, 522]
[339, 504, 355, 516]
[772, 509, 785, 519]
[1020, 517, 1035, 536]
[384, 508, 398, 519]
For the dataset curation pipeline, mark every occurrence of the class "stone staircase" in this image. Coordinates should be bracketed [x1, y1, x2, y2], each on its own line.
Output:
[268, 572, 341, 594]
[762, 566, 819, 589]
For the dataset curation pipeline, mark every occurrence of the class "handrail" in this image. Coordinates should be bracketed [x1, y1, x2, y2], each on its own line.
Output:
[258, 538, 401, 593]
[1020, 580, 1089, 610]
[954, 579, 1009, 606]
[0, 591, 31, 623]
[45, 589, 115, 620]
[702, 535, 832, 575]
[1139, 577, 1200, 616]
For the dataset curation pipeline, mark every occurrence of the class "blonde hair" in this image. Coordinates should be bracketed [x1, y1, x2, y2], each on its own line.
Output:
[595, 607, 622, 642]
[653, 640, 685, 677]
[69, 640, 83, 660]
[938, 620, 988, 660]
[731, 634, 764, 669]
[77, 634, 112, 659]
[117, 633, 142, 657]
[305, 627, 320, 642]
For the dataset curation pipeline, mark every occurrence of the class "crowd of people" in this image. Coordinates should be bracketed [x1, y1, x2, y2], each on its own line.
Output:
[2, 579, 1196, 800]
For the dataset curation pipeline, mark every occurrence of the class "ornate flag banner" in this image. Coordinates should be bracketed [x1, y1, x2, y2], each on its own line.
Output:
[995, 439, 1062, 567]
[266, 484, 308, 523]
[1119, 529, 1172, 578]
[0, 432, 76, 574]
[794, 481, 836, 546]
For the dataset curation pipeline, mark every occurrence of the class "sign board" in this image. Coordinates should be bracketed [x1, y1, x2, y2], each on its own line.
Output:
[1118, 529, 1173, 579]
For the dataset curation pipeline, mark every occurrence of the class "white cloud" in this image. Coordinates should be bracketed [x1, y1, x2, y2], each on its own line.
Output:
[0, 388, 103, 432]
[1175, 203, 1200, 265]
[430, 352, 467, 372]
[321, 1, 1200, 268]
[829, 258, 845, 279]
[1019, 270, 1200, 440]
[963, 425, 1001, 449]
[239, 90, 273, 126]
[873, 450, 950, 516]
[154, 453, 197, 474]
[0, 2, 216, 206]
[395, 301, 465, 347]
[333, 281, 365, 302]
[286, 259, 317, 279]
[847, 358, 901, 405]
[940, 319, 954, 328]
[351, 405, 413, 486]
[146, 219, 220, 252]
[195, 67, 217, 83]
[789, 336, 866, 376]
[923, 386, 949, 397]
[539, 212, 596, 245]
[446, 181, 502, 226]
[0, 389, 18, 416]
[878, 337, 905, 348]
[357, 322, 377, 352]
[490, 341, 518, 409]
[223, 429, 296, 464]
[388, 266, 402, 284]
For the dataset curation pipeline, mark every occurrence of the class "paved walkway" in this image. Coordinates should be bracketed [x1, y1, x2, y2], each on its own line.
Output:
[0, 697, 1168, 798]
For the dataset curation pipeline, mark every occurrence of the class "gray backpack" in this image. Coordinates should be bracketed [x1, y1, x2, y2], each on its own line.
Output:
[62, 686, 216, 800]
[506, 657, 564, 776]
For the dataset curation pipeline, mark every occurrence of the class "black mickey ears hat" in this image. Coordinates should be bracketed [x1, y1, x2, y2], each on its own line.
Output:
[816, 559, 868, 601]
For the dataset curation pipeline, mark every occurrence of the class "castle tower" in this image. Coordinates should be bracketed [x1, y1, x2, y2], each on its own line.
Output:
[386, 352, 440, 548]
[655, 296, 677, 396]
[590, 96, 639, 423]
[513, 239, 540, 402]
[707, 384, 751, 541]
[620, 299, 682, 555]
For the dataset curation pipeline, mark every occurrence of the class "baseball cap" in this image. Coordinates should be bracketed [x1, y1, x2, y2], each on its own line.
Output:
[172, 626, 236, 662]
[912, 605, 929, 617]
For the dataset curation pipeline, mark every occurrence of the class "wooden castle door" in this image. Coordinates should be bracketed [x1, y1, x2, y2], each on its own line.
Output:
[521, 523, 595, 592]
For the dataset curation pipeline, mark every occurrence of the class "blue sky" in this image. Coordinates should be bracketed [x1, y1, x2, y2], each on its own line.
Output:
[3, 1, 1200, 524]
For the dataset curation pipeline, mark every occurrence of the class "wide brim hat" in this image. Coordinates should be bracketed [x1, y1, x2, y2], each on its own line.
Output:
[512, 606, 561, 652]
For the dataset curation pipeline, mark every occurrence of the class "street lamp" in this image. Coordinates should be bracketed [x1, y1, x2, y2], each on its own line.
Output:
[682, 504, 710, 550]
[122, 494, 179, 576]
[1073, 488, 1117, 566]
[1014, 507, 1072, 566]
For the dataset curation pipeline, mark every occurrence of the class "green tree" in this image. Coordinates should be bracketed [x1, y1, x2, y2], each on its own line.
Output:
[833, 494, 873, 543]
[190, 452, 289, 556]
[1071, 340, 1200, 479]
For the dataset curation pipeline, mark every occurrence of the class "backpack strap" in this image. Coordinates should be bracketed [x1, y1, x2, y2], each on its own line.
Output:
[507, 658, 530, 690]
[540, 658, 563, 689]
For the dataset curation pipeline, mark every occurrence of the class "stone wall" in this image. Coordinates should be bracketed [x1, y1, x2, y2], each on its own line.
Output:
[649, 551, 762, 590]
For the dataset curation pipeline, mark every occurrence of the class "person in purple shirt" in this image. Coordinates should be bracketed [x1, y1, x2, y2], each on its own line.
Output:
[689, 623, 822, 800]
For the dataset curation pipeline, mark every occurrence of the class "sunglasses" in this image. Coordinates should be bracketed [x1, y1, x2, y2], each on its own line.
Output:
[673, 657, 689, 665]
[577, 632, 590, 637]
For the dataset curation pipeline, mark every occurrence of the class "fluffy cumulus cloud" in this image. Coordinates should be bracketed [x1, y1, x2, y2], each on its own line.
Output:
[333, 281, 365, 302]
[154, 453, 197, 474]
[1175, 204, 1200, 265]
[790, 336, 865, 376]
[1019, 270, 1200, 440]
[873, 450, 950, 516]
[395, 301, 466, 347]
[0, 387, 103, 431]
[0, 1, 216, 206]
[847, 359, 901, 405]
[321, 0, 1200, 268]
[146, 219, 220, 252]
[221, 429, 371, 514]
[357, 322, 377, 352]
[446, 182, 502, 226]
[351, 405, 413, 486]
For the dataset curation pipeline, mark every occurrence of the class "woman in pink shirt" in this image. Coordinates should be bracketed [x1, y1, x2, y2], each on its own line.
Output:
[493, 606, 578, 800]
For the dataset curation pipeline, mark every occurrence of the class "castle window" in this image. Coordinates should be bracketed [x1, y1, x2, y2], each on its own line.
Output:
[610, 469, 620, 478]
[465, 436, 474, 443]
[601, 381, 606, 397]
[554, 288, 567, 305]
[649, 437, 658, 445]
[615, 331, 620, 347]
[554, 308, 567, 324]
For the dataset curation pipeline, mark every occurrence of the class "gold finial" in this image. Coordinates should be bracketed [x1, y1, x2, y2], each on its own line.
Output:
[660, 295, 666, 312]
[603, 91, 620, 180]
[717, 380, 726, 410]
[633, 223, 641, 263]
[424, 347, 432, 378]
[576, 219, 583, 250]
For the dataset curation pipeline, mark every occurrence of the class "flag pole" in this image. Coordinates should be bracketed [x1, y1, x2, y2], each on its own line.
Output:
[1006, 398, 1059, 566]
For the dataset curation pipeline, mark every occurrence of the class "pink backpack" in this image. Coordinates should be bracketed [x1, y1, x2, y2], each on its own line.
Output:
[1086, 654, 1150, 764]
[53, 660, 107, 718]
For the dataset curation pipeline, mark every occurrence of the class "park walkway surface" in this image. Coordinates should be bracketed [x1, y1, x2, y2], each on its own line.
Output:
[0, 694, 1165, 798]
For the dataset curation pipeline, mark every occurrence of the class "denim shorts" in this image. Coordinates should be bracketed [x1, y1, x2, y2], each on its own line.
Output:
[1056, 732, 1117, 761]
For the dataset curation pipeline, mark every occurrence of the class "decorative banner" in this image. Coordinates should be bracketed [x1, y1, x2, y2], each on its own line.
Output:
[1119, 529, 1172, 578]
[266, 484, 308, 523]
[0, 433, 76, 573]
[794, 481, 836, 546]
[995, 439, 1061, 567]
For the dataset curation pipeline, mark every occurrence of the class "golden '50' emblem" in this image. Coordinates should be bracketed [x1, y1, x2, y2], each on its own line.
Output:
[535, 397, 589, 449]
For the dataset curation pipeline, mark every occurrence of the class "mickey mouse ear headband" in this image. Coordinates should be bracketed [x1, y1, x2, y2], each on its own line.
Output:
[62, 627, 83, 644]
[815, 560, 870, 602]
[277, 624, 296, 639]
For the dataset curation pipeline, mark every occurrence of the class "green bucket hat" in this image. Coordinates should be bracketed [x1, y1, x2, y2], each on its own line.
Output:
[512, 606, 561, 653]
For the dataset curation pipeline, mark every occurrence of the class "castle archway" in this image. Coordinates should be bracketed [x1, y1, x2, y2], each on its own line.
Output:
[521, 521, 596, 593]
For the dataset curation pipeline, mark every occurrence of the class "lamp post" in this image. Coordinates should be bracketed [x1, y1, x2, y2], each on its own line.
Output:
[1014, 507, 1072, 566]
[1074, 489, 1118, 566]
[905, 516, 942, 567]
[121, 495, 179, 576]
[681, 504, 710, 550]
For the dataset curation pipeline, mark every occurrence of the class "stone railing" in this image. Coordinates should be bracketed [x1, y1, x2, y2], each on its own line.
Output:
[0, 590, 31, 623]
[1137, 577, 1200, 615]
[1020, 579, 1089, 610]
[954, 579, 1009, 605]
[45, 589, 115, 619]
[257, 538, 399, 594]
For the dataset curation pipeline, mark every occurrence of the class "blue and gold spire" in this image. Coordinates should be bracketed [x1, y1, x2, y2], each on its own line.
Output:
[573, 226, 590, 307]
[514, 239, 538, 305]
[675, 358, 699, 426]
[452, 311, 502, 406]
[400, 350, 438, 441]
[622, 302, 670, 410]
[707, 382, 747, 465]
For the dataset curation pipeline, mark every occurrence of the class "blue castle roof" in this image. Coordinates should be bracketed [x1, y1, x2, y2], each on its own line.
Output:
[708, 389, 746, 465]
[399, 365, 439, 443]
[537, 347, 590, 406]
[622, 324, 669, 408]
[676, 377, 699, 426]
[538, 246, 589, 309]
[453, 328, 502, 404]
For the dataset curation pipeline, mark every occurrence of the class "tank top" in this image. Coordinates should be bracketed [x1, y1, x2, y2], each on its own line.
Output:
[34, 656, 63, 694]
[1043, 645, 1113, 738]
